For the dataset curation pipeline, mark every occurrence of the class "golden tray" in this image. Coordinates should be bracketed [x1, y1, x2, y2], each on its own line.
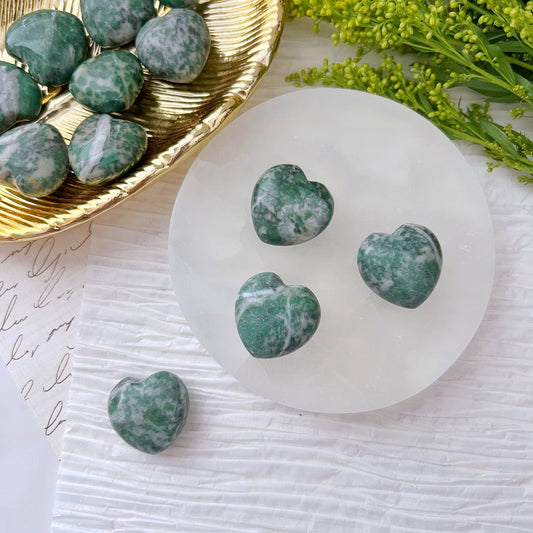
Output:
[0, 0, 283, 241]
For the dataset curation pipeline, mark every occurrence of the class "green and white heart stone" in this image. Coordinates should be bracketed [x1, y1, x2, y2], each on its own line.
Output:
[357, 223, 443, 309]
[0, 62, 42, 134]
[70, 50, 144, 114]
[0, 123, 69, 197]
[251, 164, 334, 245]
[235, 272, 321, 358]
[136, 9, 211, 83]
[81, 0, 155, 48]
[5, 10, 87, 87]
[108, 371, 189, 454]
[69, 114, 148, 185]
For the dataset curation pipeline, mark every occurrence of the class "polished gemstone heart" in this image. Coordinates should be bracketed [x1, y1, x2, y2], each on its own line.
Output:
[81, 0, 155, 48]
[235, 272, 321, 358]
[357, 223, 443, 309]
[69, 114, 148, 185]
[136, 9, 211, 83]
[108, 371, 189, 454]
[0, 123, 69, 197]
[5, 10, 87, 87]
[251, 164, 334, 245]
[0, 62, 41, 134]
[70, 50, 144, 114]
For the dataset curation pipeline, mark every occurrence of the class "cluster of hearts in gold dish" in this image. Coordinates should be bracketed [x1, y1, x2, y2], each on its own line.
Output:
[0, 2, 210, 197]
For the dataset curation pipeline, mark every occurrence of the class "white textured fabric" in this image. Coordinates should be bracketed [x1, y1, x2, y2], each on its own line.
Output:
[52, 20, 533, 532]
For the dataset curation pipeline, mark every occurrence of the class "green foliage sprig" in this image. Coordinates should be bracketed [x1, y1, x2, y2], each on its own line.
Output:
[287, 0, 533, 104]
[286, 0, 533, 181]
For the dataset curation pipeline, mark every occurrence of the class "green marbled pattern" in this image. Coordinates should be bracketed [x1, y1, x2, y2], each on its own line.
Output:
[0, 123, 69, 197]
[5, 10, 87, 87]
[81, 0, 155, 47]
[136, 9, 210, 83]
[235, 272, 321, 358]
[357, 223, 443, 309]
[70, 50, 144, 114]
[0, 62, 42, 134]
[251, 164, 334, 246]
[69, 114, 147, 185]
[108, 371, 189, 454]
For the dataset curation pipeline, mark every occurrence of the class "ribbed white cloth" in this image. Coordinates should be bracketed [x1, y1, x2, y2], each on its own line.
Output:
[52, 20, 533, 533]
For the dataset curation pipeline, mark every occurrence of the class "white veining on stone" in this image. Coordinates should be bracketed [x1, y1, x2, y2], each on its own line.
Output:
[82, 114, 111, 181]
[404, 223, 443, 268]
[0, 67, 20, 126]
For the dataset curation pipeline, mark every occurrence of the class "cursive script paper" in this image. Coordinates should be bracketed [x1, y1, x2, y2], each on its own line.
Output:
[0, 222, 92, 457]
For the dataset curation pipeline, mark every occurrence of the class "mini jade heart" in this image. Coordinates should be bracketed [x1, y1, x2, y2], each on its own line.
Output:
[69, 50, 144, 114]
[235, 272, 321, 358]
[68, 114, 147, 185]
[136, 9, 211, 83]
[108, 371, 189, 454]
[5, 10, 87, 87]
[0, 61, 42, 134]
[251, 164, 334, 245]
[81, 0, 155, 48]
[0, 123, 69, 197]
[357, 223, 442, 309]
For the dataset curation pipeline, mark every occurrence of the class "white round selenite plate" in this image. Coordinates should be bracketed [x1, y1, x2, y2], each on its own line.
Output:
[168, 88, 494, 413]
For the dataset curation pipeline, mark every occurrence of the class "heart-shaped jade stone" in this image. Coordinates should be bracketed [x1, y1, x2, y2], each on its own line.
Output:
[251, 164, 334, 245]
[235, 272, 321, 358]
[357, 223, 442, 309]
[69, 114, 147, 185]
[108, 371, 189, 454]
[136, 9, 211, 83]
[5, 10, 87, 87]
[70, 50, 144, 114]
[0, 62, 42, 134]
[81, 0, 155, 48]
[0, 123, 69, 197]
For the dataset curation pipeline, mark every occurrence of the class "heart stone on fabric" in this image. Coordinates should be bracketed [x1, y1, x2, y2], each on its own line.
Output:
[108, 371, 189, 454]
[251, 164, 334, 245]
[357, 223, 443, 309]
[235, 272, 321, 358]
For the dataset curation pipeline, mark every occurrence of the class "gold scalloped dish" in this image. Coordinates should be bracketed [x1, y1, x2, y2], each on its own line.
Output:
[0, 0, 283, 241]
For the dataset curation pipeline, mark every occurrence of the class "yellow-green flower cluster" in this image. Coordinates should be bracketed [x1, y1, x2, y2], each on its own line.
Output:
[287, 0, 533, 181]
[287, 55, 533, 182]
[475, 0, 533, 54]
[287, 0, 533, 105]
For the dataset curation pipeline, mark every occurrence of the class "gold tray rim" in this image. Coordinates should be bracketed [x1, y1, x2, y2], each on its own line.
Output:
[0, 0, 284, 242]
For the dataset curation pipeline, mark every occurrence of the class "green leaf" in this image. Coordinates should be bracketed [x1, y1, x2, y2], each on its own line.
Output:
[469, 23, 491, 48]
[416, 92, 434, 114]
[485, 30, 509, 43]
[515, 74, 533, 98]
[464, 78, 514, 97]
[485, 94, 524, 103]
[495, 41, 533, 54]
[485, 29, 532, 52]
[462, 79, 522, 102]
[487, 44, 516, 84]
[476, 117, 521, 157]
